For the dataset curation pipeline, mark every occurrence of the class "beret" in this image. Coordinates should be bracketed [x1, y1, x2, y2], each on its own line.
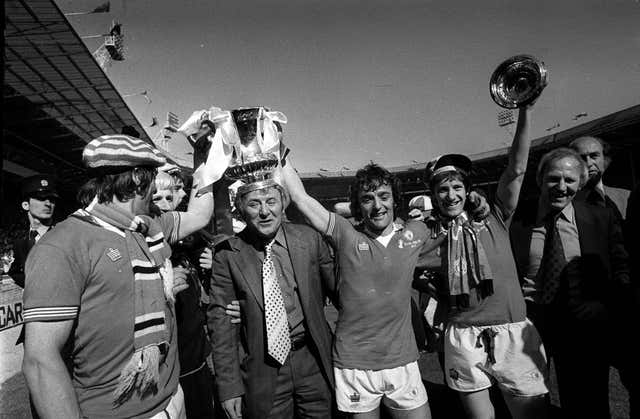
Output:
[83, 134, 166, 171]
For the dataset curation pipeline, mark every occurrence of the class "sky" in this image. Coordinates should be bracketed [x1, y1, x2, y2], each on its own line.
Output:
[61, 0, 640, 173]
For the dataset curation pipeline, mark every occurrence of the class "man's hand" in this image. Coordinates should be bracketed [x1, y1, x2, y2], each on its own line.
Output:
[222, 396, 243, 419]
[226, 300, 241, 324]
[199, 247, 213, 270]
[172, 266, 189, 295]
[572, 300, 607, 321]
[468, 191, 490, 220]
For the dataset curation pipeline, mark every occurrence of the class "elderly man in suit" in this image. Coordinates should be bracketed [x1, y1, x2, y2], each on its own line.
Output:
[510, 147, 630, 419]
[569, 136, 630, 221]
[208, 180, 336, 419]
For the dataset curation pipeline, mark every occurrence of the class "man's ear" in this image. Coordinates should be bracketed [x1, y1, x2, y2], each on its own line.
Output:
[603, 155, 612, 172]
[21, 201, 29, 211]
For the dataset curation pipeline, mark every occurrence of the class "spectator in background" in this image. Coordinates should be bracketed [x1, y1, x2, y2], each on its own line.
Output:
[8, 175, 58, 288]
[569, 136, 637, 417]
[569, 136, 630, 221]
[407, 195, 433, 222]
[152, 170, 217, 418]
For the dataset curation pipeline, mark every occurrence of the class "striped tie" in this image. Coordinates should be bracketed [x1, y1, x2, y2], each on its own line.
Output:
[262, 240, 291, 365]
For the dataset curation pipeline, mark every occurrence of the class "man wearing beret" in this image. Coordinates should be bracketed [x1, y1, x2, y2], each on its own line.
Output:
[22, 134, 215, 418]
[7, 175, 58, 288]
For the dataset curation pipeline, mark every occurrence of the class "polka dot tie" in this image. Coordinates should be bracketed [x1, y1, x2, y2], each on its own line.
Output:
[262, 240, 291, 365]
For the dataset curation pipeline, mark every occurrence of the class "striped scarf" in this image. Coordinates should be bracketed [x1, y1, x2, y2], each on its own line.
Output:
[71, 201, 173, 405]
[433, 212, 494, 310]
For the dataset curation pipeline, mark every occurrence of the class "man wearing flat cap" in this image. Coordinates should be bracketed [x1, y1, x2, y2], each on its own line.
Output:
[22, 134, 215, 418]
[8, 175, 59, 288]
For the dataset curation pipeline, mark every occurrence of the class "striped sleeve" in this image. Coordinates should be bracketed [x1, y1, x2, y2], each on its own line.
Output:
[23, 243, 83, 323]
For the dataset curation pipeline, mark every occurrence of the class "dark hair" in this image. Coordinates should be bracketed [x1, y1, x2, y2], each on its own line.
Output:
[536, 147, 588, 187]
[428, 171, 473, 217]
[428, 170, 471, 194]
[569, 136, 611, 159]
[349, 163, 401, 221]
[79, 167, 157, 205]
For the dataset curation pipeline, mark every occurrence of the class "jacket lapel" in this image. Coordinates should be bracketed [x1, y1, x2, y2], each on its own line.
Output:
[232, 231, 265, 311]
[282, 224, 311, 315]
[573, 201, 593, 255]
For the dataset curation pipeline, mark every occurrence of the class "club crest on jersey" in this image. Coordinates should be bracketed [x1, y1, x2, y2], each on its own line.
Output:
[106, 247, 122, 261]
[358, 242, 370, 251]
[398, 229, 421, 249]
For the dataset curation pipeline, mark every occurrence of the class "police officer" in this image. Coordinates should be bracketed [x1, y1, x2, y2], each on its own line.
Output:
[8, 175, 58, 288]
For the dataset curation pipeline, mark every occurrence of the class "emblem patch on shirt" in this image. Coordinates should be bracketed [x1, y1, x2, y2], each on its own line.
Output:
[349, 391, 360, 403]
[449, 368, 460, 381]
[106, 247, 122, 261]
[358, 242, 370, 251]
[398, 230, 422, 249]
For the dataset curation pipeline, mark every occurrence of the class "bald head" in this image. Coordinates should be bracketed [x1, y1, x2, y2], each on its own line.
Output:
[569, 136, 610, 188]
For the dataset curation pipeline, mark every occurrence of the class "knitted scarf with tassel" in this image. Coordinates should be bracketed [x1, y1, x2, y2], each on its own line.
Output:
[71, 201, 173, 406]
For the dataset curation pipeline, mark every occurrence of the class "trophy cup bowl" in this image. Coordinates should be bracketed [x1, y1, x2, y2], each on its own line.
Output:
[490, 55, 548, 109]
[224, 107, 281, 187]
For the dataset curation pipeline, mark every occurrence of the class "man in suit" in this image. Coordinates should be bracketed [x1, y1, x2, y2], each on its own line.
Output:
[569, 135, 637, 418]
[510, 147, 630, 419]
[569, 136, 631, 221]
[8, 175, 58, 288]
[208, 182, 336, 419]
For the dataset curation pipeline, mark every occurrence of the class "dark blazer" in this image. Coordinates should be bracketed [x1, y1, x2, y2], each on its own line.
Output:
[208, 222, 336, 419]
[8, 235, 32, 288]
[510, 199, 630, 312]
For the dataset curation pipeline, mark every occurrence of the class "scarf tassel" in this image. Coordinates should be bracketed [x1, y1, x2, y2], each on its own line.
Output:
[113, 345, 161, 406]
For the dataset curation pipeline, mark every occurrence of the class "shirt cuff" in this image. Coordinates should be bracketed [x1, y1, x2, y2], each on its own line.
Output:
[23, 306, 79, 322]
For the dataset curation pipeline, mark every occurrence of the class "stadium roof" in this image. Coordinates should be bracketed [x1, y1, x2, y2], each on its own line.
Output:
[3, 0, 157, 195]
[300, 104, 640, 206]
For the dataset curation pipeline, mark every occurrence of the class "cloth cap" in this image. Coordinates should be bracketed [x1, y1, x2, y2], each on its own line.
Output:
[408, 195, 433, 211]
[21, 175, 59, 199]
[83, 134, 166, 172]
[424, 154, 472, 182]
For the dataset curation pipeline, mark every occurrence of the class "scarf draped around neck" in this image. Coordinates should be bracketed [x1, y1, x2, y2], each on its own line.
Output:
[71, 201, 173, 405]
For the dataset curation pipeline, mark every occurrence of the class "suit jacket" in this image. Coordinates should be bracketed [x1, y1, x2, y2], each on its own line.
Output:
[208, 222, 336, 419]
[510, 199, 630, 314]
[8, 234, 33, 288]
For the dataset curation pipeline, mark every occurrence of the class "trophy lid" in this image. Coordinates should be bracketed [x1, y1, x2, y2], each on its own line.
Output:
[490, 55, 548, 109]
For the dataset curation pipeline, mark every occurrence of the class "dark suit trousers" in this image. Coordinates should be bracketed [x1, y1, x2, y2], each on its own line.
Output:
[263, 344, 332, 419]
[533, 307, 611, 419]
